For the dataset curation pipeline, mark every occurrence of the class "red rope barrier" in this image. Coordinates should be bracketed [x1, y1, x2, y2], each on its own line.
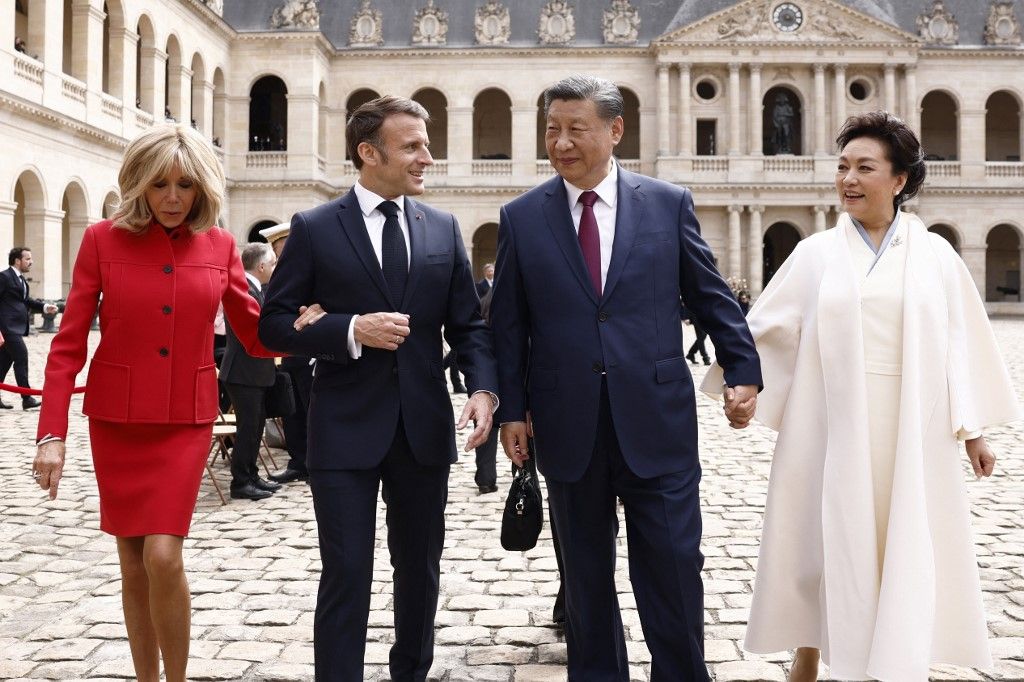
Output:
[0, 383, 86, 396]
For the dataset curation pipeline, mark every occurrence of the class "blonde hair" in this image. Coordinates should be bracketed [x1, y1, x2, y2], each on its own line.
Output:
[112, 123, 225, 233]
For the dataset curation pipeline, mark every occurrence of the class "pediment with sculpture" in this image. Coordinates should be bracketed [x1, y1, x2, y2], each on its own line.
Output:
[655, 0, 918, 45]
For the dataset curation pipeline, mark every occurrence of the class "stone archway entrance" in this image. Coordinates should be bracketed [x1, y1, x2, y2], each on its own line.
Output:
[763, 222, 801, 285]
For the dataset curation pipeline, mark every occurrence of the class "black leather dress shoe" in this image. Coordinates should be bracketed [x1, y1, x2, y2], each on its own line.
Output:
[230, 482, 273, 500]
[685, 354, 697, 365]
[552, 587, 566, 626]
[22, 396, 41, 409]
[0, 399, 13, 409]
[252, 476, 282, 492]
[269, 468, 308, 484]
[478, 484, 499, 494]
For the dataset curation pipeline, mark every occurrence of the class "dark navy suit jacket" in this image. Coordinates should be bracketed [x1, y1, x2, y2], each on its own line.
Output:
[491, 167, 762, 482]
[221, 278, 276, 387]
[0, 267, 46, 336]
[259, 189, 497, 470]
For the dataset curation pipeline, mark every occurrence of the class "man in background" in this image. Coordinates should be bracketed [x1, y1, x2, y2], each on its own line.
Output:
[0, 247, 57, 410]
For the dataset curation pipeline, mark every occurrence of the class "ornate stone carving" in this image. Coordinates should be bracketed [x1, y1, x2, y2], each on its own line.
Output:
[917, 0, 959, 45]
[717, 2, 767, 40]
[412, 0, 448, 46]
[270, 0, 319, 29]
[538, 0, 575, 45]
[349, 0, 384, 47]
[984, 0, 1021, 46]
[603, 0, 640, 44]
[808, 8, 862, 40]
[475, 1, 510, 45]
[202, 0, 223, 16]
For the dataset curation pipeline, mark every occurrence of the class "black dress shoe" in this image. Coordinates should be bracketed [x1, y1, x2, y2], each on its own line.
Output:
[252, 476, 282, 492]
[685, 354, 697, 365]
[269, 468, 309, 484]
[552, 587, 566, 626]
[230, 482, 273, 500]
[702, 357, 711, 366]
[22, 396, 41, 409]
[0, 399, 13, 409]
[478, 483, 499, 494]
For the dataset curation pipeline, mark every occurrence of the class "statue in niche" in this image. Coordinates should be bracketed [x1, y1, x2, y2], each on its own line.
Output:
[771, 92, 795, 154]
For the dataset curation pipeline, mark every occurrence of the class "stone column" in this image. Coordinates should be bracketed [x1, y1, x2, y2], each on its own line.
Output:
[884, 64, 896, 115]
[833, 64, 847, 134]
[25, 209, 65, 300]
[657, 64, 671, 156]
[0, 0, 13, 72]
[138, 46, 165, 116]
[677, 64, 692, 156]
[66, 215, 91, 292]
[169, 64, 192, 123]
[960, 109, 986, 167]
[727, 205, 742, 277]
[286, 93, 318, 169]
[813, 64, 827, 155]
[747, 205, 764, 295]
[749, 64, 763, 156]
[448, 105, 473, 176]
[960, 246, 986, 297]
[814, 204, 829, 232]
[0, 201, 16, 256]
[71, 0, 104, 92]
[728, 63, 742, 155]
[199, 80, 214, 137]
[512, 105, 537, 178]
[110, 27, 137, 106]
[904, 65, 919, 133]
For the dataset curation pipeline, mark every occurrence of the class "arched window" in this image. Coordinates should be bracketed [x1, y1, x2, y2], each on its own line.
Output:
[617, 87, 640, 160]
[986, 224, 1022, 302]
[164, 35, 182, 121]
[135, 15, 155, 112]
[985, 91, 1022, 162]
[473, 88, 511, 159]
[763, 86, 802, 155]
[102, 0, 127, 99]
[13, 170, 47, 295]
[190, 53, 205, 131]
[61, 182, 89, 298]
[920, 90, 958, 161]
[536, 93, 547, 160]
[472, 223, 498, 277]
[318, 81, 328, 159]
[345, 89, 380, 159]
[249, 75, 288, 151]
[248, 220, 278, 243]
[102, 190, 120, 219]
[412, 88, 448, 159]
[928, 223, 960, 253]
[763, 222, 802, 284]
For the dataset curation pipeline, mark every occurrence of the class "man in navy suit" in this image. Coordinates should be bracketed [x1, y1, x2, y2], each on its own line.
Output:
[0, 247, 57, 410]
[491, 75, 762, 681]
[259, 95, 497, 682]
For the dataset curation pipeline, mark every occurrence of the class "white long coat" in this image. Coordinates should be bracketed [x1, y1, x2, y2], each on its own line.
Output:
[702, 212, 1020, 680]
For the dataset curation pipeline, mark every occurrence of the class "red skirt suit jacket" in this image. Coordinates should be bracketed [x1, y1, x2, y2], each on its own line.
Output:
[37, 220, 268, 441]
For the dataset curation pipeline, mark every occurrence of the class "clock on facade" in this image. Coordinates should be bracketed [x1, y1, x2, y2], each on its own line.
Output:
[772, 3, 803, 32]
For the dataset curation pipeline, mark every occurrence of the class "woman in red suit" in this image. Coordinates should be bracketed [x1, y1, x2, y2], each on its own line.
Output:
[31, 123, 313, 682]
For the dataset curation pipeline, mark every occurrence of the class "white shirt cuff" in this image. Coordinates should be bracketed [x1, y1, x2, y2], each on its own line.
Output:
[347, 315, 362, 359]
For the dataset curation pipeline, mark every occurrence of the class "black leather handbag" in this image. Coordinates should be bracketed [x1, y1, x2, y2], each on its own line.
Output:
[501, 453, 544, 551]
[263, 369, 296, 418]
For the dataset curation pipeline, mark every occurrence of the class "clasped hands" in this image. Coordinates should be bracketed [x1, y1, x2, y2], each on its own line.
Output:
[724, 384, 758, 429]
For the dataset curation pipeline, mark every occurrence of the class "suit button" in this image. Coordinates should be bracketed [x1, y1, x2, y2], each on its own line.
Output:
[159, 347, 169, 357]
[162, 305, 172, 314]
[592, 362, 604, 373]
[598, 311, 609, 322]
[163, 265, 173, 274]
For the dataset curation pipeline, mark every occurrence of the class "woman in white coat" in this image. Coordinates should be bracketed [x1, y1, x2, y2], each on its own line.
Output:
[703, 112, 1020, 681]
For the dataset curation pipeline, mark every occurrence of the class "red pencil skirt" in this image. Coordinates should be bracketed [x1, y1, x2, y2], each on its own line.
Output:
[88, 419, 213, 537]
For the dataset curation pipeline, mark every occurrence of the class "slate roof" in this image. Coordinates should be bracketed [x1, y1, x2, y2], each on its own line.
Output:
[220, 0, 1024, 49]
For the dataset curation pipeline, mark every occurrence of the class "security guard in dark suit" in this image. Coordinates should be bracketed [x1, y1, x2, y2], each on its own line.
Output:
[0, 247, 56, 409]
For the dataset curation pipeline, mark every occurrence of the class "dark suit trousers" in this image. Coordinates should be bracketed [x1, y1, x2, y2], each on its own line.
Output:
[474, 424, 497, 487]
[309, 418, 449, 682]
[546, 383, 709, 682]
[282, 361, 313, 474]
[224, 383, 267, 487]
[686, 322, 710, 362]
[0, 332, 30, 389]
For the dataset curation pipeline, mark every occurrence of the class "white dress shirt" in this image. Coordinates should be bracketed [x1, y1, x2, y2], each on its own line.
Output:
[347, 182, 411, 359]
[563, 161, 618, 289]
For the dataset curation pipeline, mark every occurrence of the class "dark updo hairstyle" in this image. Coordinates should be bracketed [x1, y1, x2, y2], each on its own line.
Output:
[836, 111, 926, 211]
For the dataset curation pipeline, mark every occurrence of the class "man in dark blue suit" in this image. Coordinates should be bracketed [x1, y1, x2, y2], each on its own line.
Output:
[491, 75, 762, 681]
[0, 247, 57, 409]
[259, 96, 497, 681]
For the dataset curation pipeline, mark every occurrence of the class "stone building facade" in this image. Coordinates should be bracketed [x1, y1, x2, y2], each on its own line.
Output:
[2, 0, 1023, 311]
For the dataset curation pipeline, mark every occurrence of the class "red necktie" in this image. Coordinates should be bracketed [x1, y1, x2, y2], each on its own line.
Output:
[578, 190, 602, 297]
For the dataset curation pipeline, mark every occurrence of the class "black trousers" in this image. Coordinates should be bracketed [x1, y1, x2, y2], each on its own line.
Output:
[309, 419, 449, 682]
[474, 423, 497, 487]
[546, 384, 709, 681]
[224, 383, 267, 488]
[282, 361, 313, 474]
[686, 322, 709, 362]
[0, 332, 31, 392]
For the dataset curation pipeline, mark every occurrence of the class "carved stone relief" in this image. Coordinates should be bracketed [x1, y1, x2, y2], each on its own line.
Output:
[539, 0, 575, 45]
[202, 0, 223, 16]
[807, 8, 862, 40]
[917, 0, 959, 45]
[717, 2, 767, 40]
[984, 0, 1021, 46]
[475, 0, 511, 45]
[603, 0, 640, 45]
[349, 0, 384, 47]
[270, 0, 319, 29]
[413, 0, 449, 46]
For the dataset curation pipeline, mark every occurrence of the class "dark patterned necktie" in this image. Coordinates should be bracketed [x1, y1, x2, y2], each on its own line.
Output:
[578, 190, 602, 297]
[377, 200, 407, 306]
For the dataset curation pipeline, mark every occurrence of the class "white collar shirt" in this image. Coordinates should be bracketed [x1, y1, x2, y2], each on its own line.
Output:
[563, 161, 618, 288]
[244, 272, 262, 293]
[353, 180, 411, 269]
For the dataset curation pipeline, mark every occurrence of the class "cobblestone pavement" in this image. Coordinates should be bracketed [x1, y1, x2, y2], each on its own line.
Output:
[1, 322, 1022, 681]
